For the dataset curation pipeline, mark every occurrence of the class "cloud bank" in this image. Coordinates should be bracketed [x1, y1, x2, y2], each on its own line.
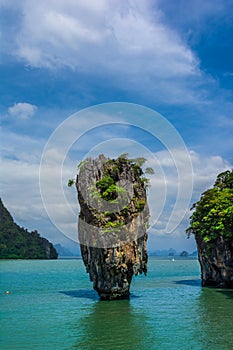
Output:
[14, 1, 197, 73]
[8, 102, 37, 120]
[1, 0, 203, 104]
[1, 123, 231, 244]
[1, 1, 232, 251]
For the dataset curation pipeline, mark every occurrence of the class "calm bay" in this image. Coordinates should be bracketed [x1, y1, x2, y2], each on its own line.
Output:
[1, 258, 232, 350]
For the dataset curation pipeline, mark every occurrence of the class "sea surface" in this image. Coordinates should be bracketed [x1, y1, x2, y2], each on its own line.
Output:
[1, 257, 233, 350]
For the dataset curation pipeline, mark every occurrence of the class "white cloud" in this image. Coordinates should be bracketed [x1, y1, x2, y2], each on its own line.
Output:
[2, 0, 203, 104]
[1, 131, 44, 163]
[223, 72, 233, 77]
[0, 158, 44, 222]
[8, 102, 37, 120]
[1, 102, 231, 245]
[1, 123, 231, 245]
[216, 115, 233, 128]
[14, 0, 198, 74]
[144, 148, 231, 243]
[190, 151, 231, 196]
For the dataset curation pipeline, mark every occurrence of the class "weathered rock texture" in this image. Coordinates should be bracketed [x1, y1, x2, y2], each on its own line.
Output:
[187, 170, 233, 288]
[195, 235, 233, 288]
[76, 154, 149, 300]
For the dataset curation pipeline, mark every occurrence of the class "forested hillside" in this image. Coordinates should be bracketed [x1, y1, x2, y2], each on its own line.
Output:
[0, 199, 58, 259]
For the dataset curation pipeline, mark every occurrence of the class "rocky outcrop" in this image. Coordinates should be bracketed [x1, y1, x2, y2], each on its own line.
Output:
[76, 154, 149, 300]
[187, 170, 233, 288]
[195, 235, 233, 288]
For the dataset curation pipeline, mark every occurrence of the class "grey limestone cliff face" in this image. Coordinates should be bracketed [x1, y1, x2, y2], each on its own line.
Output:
[195, 234, 233, 288]
[76, 155, 149, 300]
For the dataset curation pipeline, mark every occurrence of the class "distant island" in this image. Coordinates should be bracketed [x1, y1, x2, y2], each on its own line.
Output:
[0, 198, 58, 259]
[53, 243, 197, 258]
[148, 248, 198, 257]
[54, 243, 77, 257]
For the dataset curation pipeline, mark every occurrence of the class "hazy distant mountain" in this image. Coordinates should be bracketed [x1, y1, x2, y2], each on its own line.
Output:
[54, 244, 76, 257]
[54, 238, 81, 256]
[190, 251, 198, 257]
[149, 248, 178, 256]
[180, 250, 189, 257]
[0, 199, 58, 259]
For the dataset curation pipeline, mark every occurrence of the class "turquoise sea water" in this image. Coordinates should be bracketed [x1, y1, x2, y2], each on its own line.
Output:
[1, 257, 233, 350]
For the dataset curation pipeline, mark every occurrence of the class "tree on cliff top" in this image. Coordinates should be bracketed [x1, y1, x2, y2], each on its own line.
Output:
[186, 170, 233, 243]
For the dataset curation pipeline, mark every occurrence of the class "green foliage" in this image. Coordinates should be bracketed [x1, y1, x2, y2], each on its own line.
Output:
[144, 222, 150, 229]
[77, 160, 87, 171]
[121, 205, 130, 215]
[104, 221, 123, 228]
[102, 185, 116, 201]
[95, 175, 116, 201]
[214, 170, 233, 190]
[131, 157, 147, 167]
[96, 175, 115, 191]
[77, 154, 150, 231]
[132, 164, 143, 176]
[140, 177, 150, 188]
[90, 189, 102, 200]
[145, 167, 155, 175]
[95, 174, 127, 202]
[103, 220, 124, 233]
[118, 152, 129, 159]
[186, 170, 233, 243]
[68, 179, 75, 187]
[102, 185, 126, 201]
[135, 199, 146, 211]
[0, 199, 58, 259]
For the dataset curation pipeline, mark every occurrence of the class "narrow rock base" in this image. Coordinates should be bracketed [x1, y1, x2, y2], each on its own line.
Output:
[99, 290, 130, 301]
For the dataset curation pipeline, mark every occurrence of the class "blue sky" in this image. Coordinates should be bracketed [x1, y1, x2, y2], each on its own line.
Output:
[1, 0, 233, 253]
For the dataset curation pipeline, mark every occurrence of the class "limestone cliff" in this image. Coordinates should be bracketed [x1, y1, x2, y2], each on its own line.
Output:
[195, 235, 233, 287]
[76, 154, 150, 300]
[187, 170, 233, 288]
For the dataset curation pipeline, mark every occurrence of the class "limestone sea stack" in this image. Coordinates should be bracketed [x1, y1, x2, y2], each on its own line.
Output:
[195, 234, 233, 287]
[76, 154, 150, 300]
[186, 170, 233, 288]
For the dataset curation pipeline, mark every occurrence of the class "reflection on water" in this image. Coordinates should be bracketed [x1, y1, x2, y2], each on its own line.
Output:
[71, 300, 155, 350]
[2, 259, 232, 350]
[65, 280, 232, 349]
[217, 290, 233, 299]
[174, 278, 202, 287]
[59, 289, 99, 300]
[195, 287, 233, 350]
[59, 289, 141, 301]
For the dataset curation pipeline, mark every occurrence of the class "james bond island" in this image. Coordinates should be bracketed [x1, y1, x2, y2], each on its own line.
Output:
[187, 170, 233, 288]
[73, 154, 151, 300]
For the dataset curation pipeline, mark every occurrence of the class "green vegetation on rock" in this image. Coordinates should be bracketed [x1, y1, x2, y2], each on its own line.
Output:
[95, 175, 127, 202]
[186, 170, 233, 243]
[145, 167, 155, 175]
[76, 154, 151, 235]
[0, 199, 58, 259]
[68, 179, 75, 187]
[76, 154, 150, 299]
